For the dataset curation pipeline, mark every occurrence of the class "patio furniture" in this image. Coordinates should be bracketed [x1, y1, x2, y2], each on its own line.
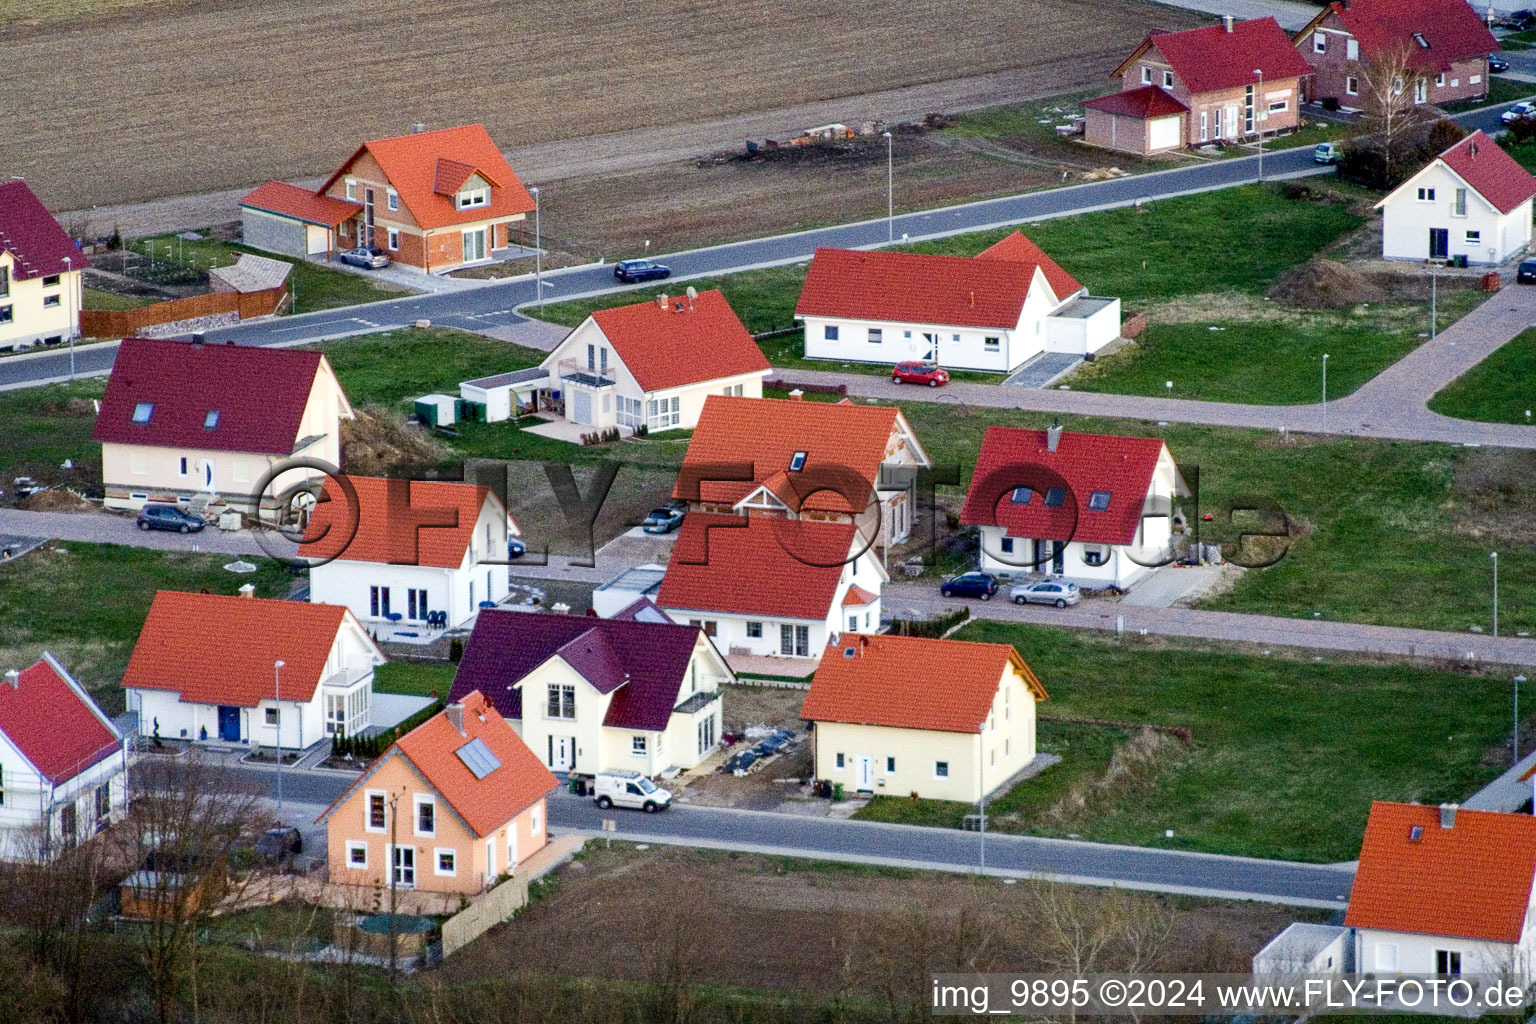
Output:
[385, 612, 403, 624]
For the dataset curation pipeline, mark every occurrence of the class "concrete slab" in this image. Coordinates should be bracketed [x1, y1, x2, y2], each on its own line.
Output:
[1003, 351, 1082, 388]
[371, 693, 435, 733]
[1118, 565, 1223, 608]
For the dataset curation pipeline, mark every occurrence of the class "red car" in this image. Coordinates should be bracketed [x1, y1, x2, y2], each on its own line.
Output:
[891, 361, 949, 386]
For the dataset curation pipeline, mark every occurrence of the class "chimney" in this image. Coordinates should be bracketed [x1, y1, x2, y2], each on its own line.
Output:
[658, 292, 668, 309]
[788, 389, 805, 402]
[238, 583, 255, 599]
[1046, 419, 1063, 453]
[3, 670, 18, 690]
[1223, 14, 1234, 32]
[1439, 802, 1458, 829]
[410, 121, 427, 134]
[445, 702, 465, 736]
[968, 290, 975, 307]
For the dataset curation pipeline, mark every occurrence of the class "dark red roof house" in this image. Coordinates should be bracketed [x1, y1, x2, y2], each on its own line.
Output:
[0, 179, 90, 351]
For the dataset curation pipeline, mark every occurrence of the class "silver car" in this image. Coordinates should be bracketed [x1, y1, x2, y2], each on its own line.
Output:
[1009, 579, 1081, 607]
[338, 246, 390, 269]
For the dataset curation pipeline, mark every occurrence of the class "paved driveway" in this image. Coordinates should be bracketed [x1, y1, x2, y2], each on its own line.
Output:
[0, 508, 271, 556]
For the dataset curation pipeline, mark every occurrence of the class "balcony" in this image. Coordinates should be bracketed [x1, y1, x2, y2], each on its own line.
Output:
[321, 663, 375, 691]
[557, 357, 614, 389]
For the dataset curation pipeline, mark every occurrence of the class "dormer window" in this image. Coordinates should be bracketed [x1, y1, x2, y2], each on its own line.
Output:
[204, 410, 220, 430]
[788, 451, 808, 473]
[132, 402, 154, 424]
[457, 187, 490, 210]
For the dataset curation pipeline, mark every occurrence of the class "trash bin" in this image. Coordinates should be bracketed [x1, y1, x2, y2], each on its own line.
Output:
[832, 782, 844, 801]
[569, 777, 581, 795]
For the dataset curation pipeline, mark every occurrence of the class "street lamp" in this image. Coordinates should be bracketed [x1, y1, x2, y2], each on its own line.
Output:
[274, 659, 285, 818]
[883, 131, 894, 242]
[1491, 551, 1499, 638]
[529, 186, 542, 308]
[1321, 353, 1329, 435]
[64, 255, 74, 379]
[1516, 675, 1527, 765]
[1253, 69, 1265, 183]
[1429, 259, 1443, 339]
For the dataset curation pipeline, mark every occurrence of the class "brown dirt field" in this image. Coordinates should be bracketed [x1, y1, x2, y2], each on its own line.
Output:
[2, 0, 1202, 214]
[444, 844, 1322, 1000]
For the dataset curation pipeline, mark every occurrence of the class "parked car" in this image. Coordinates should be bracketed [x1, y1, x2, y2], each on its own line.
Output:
[642, 507, 685, 534]
[1009, 579, 1081, 608]
[338, 246, 390, 269]
[592, 770, 672, 812]
[1501, 102, 1536, 124]
[940, 571, 998, 600]
[508, 537, 526, 558]
[136, 504, 205, 534]
[1519, 259, 1536, 284]
[891, 361, 950, 386]
[253, 827, 302, 863]
[1313, 142, 1343, 165]
[1490, 56, 1511, 74]
[613, 259, 671, 283]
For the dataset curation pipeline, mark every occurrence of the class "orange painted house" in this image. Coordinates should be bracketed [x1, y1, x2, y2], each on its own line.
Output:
[317, 690, 556, 895]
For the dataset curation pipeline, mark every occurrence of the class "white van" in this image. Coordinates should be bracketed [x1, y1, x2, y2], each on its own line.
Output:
[593, 770, 672, 813]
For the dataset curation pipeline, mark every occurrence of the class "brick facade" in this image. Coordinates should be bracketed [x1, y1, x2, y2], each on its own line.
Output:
[1298, 11, 1490, 110]
[1123, 49, 1303, 146]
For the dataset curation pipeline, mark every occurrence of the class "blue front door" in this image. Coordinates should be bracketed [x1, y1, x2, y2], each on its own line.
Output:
[218, 706, 240, 742]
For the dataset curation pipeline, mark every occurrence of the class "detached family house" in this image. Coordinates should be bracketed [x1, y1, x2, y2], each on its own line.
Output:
[1294, 0, 1497, 111]
[0, 179, 88, 351]
[318, 691, 556, 895]
[1084, 17, 1311, 155]
[301, 476, 518, 633]
[796, 233, 1119, 373]
[960, 424, 1183, 589]
[1376, 131, 1536, 265]
[451, 612, 731, 776]
[801, 634, 1046, 802]
[241, 124, 535, 273]
[1347, 801, 1536, 984]
[674, 394, 930, 548]
[0, 654, 129, 860]
[93, 337, 354, 514]
[122, 591, 384, 747]
[536, 289, 770, 433]
[658, 513, 886, 662]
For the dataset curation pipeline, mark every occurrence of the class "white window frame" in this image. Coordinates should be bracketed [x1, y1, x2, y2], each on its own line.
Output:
[1435, 73, 1446, 88]
[1466, 230, 1481, 244]
[867, 327, 882, 344]
[413, 794, 436, 838]
[746, 621, 763, 638]
[1470, 74, 1482, 85]
[364, 790, 387, 834]
[387, 228, 400, 251]
[632, 735, 647, 755]
[1162, 69, 1174, 89]
[1346, 76, 1359, 96]
[1346, 38, 1359, 61]
[1141, 66, 1152, 85]
[345, 180, 357, 201]
[345, 840, 369, 869]
[1313, 31, 1326, 54]
[1453, 188, 1468, 217]
[434, 848, 457, 877]
[934, 761, 950, 779]
[531, 805, 542, 836]
[386, 189, 399, 212]
[1417, 187, 1436, 203]
[824, 324, 839, 341]
[834, 752, 845, 770]
[1268, 99, 1287, 113]
[983, 336, 1000, 352]
[457, 187, 490, 210]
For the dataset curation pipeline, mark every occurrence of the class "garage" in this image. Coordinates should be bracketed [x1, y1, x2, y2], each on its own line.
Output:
[238, 180, 361, 260]
[1148, 115, 1182, 152]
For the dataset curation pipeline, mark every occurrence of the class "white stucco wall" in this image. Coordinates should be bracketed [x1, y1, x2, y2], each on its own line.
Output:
[0, 733, 128, 861]
[1379, 162, 1533, 265]
[0, 253, 82, 349]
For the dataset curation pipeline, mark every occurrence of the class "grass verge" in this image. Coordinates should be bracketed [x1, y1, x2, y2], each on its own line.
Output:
[1427, 327, 1536, 424]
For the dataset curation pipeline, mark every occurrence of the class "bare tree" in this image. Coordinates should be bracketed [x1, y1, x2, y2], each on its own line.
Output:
[1360, 43, 1431, 182]
[111, 750, 265, 1024]
[3, 824, 111, 1024]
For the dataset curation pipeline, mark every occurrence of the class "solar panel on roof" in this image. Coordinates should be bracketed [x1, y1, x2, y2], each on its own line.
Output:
[455, 737, 501, 779]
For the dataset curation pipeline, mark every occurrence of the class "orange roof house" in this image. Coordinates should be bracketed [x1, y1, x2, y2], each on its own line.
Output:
[122, 590, 384, 747]
[800, 634, 1046, 801]
[301, 476, 518, 633]
[240, 124, 534, 273]
[536, 289, 770, 435]
[317, 691, 557, 896]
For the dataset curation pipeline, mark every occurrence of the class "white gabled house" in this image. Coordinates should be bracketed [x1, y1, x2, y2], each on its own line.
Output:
[0, 654, 129, 861]
[794, 233, 1121, 373]
[1376, 131, 1536, 265]
[301, 476, 517, 635]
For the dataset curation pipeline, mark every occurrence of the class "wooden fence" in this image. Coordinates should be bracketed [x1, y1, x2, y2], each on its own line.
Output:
[440, 872, 530, 958]
[80, 286, 287, 338]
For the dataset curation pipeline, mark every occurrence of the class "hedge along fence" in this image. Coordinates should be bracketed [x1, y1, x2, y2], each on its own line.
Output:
[332, 698, 446, 760]
[1039, 714, 1193, 745]
[886, 606, 970, 640]
[80, 285, 287, 338]
[762, 378, 849, 396]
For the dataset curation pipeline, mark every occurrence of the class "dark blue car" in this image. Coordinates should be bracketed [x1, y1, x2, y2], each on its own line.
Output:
[136, 504, 205, 534]
[940, 571, 998, 600]
[613, 259, 671, 283]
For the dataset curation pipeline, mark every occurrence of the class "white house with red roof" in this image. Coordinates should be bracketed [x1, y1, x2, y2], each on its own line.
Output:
[302, 476, 518, 635]
[1343, 801, 1536, 984]
[657, 513, 887, 664]
[122, 590, 384, 748]
[960, 423, 1184, 589]
[795, 233, 1119, 373]
[0, 179, 89, 352]
[0, 654, 128, 860]
[535, 289, 770, 434]
[1376, 131, 1536, 265]
[240, 124, 535, 273]
[1086, 17, 1313, 155]
[801, 634, 1046, 801]
[93, 336, 354, 514]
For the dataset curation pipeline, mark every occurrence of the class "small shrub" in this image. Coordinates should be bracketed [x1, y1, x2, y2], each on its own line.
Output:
[449, 638, 464, 663]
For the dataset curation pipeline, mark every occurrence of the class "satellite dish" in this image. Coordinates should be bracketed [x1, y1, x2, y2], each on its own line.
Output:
[685, 286, 697, 300]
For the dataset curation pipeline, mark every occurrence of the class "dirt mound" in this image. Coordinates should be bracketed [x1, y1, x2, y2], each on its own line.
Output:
[340, 406, 449, 477]
[1266, 259, 1387, 309]
[18, 488, 96, 512]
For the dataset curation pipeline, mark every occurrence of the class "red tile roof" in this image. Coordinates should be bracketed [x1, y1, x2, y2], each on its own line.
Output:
[432, 157, 484, 196]
[658, 513, 860, 620]
[299, 476, 509, 569]
[975, 231, 1084, 301]
[238, 180, 362, 227]
[319, 124, 534, 231]
[1345, 802, 1536, 943]
[1131, 17, 1313, 95]
[959, 427, 1171, 546]
[1437, 131, 1536, 215]
[392, 691, 557, 838]
[796, 247, 1051, 329]
[586, 290, 771, 393]
[841, 584, 879, 607]
[123, 592, 375, 707]
[801, 634, 1045, 733]
[92, 338, 338, 456]
[673, 395, 916, 512]
[0, 179, 90, 281]
[1320, 0, 1498, 75]
[1081, 85, 1190, 121]
[0, 655, 122, 784]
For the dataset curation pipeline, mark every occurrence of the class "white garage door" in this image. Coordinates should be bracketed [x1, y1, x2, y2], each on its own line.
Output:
[1149, 116, 1181, 151]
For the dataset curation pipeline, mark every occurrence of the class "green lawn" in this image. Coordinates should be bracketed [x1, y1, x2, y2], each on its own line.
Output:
[1443, 76, 1535, 109]
[309, 327, 544, 407]
[0, 542, 294, 708]
[374, 662, 455, 698]
[1428, 327, 1536, 423]
[130, 233, 411, 314]
[538, 263, 810, 335]
[859, 624, 1521, 862]
[81, 287, 153, 311]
